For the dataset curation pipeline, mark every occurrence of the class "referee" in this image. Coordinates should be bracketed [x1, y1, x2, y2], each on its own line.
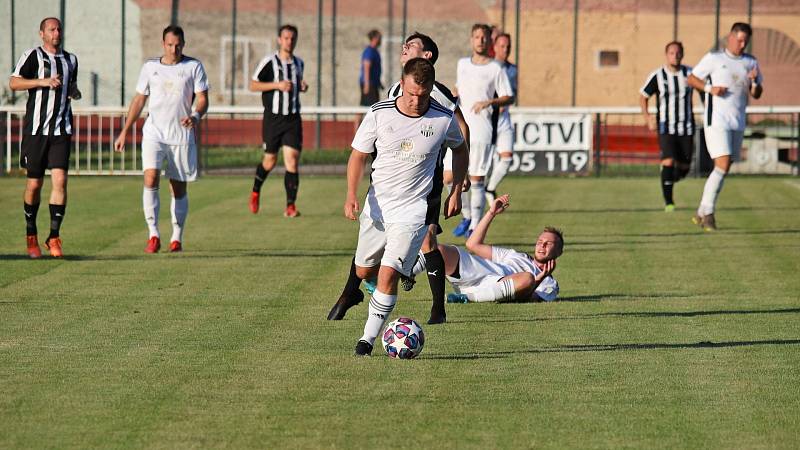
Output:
[249, 24, 308, 218]
[639, 41, 696, 212]
[9, 17, 80, 258]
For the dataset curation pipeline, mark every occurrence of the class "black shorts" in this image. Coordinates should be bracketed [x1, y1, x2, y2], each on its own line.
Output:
[262, 112, 302, 153]
[360, 85, 381, 106]
[658, 134, 693, 164]
[20, 134, 71, 178]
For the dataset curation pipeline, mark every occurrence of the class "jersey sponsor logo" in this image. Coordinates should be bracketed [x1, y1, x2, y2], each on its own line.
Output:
[400, 139, 414, 152]
[420, 124, 434, 138]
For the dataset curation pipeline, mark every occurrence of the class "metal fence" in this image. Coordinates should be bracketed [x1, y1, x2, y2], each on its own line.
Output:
[2, 105, 798, 177]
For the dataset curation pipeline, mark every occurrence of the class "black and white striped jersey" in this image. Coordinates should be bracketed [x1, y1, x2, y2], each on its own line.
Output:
[252, 52, 305, 115]
[640, 65, 695, 136]
[386, 80, 458, 111]
[12, 47, 79, 136]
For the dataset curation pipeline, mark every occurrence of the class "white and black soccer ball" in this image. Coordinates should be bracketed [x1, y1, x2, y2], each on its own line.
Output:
[382, 317, 425, 359]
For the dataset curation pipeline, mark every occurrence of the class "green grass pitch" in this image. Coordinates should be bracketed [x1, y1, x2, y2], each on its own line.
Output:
[1, 175, 799, 449]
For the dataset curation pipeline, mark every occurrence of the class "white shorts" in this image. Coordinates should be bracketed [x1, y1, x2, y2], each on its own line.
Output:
[495, 114, 514, 152]
[445, 246, 505, 291]
[703, 127, 744, 161]
[354, 214, 427, 276]
[142, 140, 198, 181]
[468, 141, 494, 177]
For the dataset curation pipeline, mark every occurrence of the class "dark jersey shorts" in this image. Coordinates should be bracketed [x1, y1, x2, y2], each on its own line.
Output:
[658, 134, 693, 164]
[262, 111, 303, 153]
[20, 134, 71, 178]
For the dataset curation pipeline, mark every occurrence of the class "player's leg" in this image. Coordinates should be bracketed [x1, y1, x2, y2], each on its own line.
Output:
[355, 221, 425, 356]
[462, 272, 535, 303]
[675, 135, 694, 182]
[21, 134, 46, 258]
[486, 125, 514, 201]
[165, 141, 198, 251]
[658, 134, 677, 211]
[695, 128, 736, 231]
[282, 144, 301, 218]
[250, 114, 281, 213]
[142, 140, 165, 252]
[43, 135, 71, 257]
[419, 225, 449, 324]
[444, 150, 471, 236]
[330, 215, 385, 321]
[467, 142, 493, 236]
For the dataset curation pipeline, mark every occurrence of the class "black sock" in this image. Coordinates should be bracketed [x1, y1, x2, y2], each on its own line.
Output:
[48, 204, 66, 240]
[676, 166, 690, 181]
[661, 165, 675, 205]
[341, 258, 362, 298]
[284, 171, 299, 205]
[425, 249, 446, 317]
[253, 164, 269, 193]
[24, 202, 40, 236]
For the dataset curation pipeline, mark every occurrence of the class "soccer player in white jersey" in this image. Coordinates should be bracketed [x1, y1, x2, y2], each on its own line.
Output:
[345, 58, 469, 356]
[114, 25, 209, 253]
[485, 32, 518, 204]
[327, 32, 470, 325]
[686, 22, 763, 231]
[410, 194, 561, 303]
[454, 24, 514, 238]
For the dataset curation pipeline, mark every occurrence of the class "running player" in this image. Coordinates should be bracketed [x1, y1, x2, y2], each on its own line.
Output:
[11, 17, 80, 258]
[248, 24, 308, 218]
[345, 58, 468, 356]
[453, 24, 514, 238]
[640, 41, 696, 212]
[114, 25, 209, 253]
[686, 23, 763, 231]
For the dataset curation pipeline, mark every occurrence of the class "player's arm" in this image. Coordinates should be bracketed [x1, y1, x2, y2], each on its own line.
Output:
[180, 90, 208, 129]
[9, 76, 61, 91]
[687, 74, 726, 96]
[114, 93, 148, 152]
[639, 95, 655, 131]
[472, 95, 513, 114]
[465, 194, 510, 259]
[748, 67, 763, 99]
[344, 149, 370, 220]
[362, 59, 372, 95]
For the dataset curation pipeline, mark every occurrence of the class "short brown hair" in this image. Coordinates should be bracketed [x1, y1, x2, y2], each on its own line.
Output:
[279, 24, 298, 37]
[471, 23, 491, 36]
[367, 29, 381, 40]
[402, 57, 435, 88]
[664, 40, 683, 53]
[730, 22, 753, 36]
[39, 17, 60, 32]
[543, 226, 564, 254]
[162, 25, 185, 42]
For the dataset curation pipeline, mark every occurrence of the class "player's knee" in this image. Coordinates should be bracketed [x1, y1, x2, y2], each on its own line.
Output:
[514, 272, 537, 291]
[355, 265, 375, 280]
[661, 158, 674, 167]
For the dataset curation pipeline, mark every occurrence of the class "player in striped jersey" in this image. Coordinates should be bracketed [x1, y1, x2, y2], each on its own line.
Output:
[114, 25, 209, 253]
[10, 17, 80, 258]
[640, 41, 696, 212]
[327, 32, 470, 325]
[686, 23, 763, 231]
[345, 58, 468, 355]
[248, 24, 308, 218]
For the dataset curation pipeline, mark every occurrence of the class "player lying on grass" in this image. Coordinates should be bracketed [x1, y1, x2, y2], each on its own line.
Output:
[411, 194, 561, 304]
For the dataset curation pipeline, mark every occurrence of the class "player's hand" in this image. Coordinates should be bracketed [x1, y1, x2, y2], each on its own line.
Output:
[471, 100, 490, 114]
[278, 80, 293, 92]
[710, 86, 727, 96]
[489, 194, 510, 216]
[41, 75, 62, 89]
[748, 67, 760, 82]
[180, 116, 197, 129]
[462, 178, 471, 192]
[444, 190, 462, 219]
[536, 259, 557, 281]
[362, 85, 369, 95]
[113, 133, 126, 153]
[300, 80, 308, 92]
[344, 196, 360, 220]
[645, 115, 656, 131]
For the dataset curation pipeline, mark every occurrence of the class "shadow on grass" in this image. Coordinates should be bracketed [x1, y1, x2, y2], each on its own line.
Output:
[425, 338, 800, 360]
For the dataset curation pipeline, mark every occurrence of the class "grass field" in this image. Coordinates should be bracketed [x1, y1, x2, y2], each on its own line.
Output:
[1, 175, 799, 449]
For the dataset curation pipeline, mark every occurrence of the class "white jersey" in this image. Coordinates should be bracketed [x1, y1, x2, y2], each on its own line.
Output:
[496, 61, 518, 136]
[351, 98, 464, 224]
[692, 50, 762, 131]
[136, 56, 209, 145]
[456, 57, 513, 143]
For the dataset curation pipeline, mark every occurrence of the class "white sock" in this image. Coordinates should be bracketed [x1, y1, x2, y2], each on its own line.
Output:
[469, 181, 485, 230]
[487, 156, 512, 192]
[461, 191, 471, 220]
[466, 278, 516, 302]
[698, 167, 726, 216]
[170, 194, 188, 243]
[411, 251, 427, 276]
[143, 187, 160, 238]
[360, 289, 397, 345]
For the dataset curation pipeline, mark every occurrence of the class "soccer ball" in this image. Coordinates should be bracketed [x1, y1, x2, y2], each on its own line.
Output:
[382, 317, 425, 359]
